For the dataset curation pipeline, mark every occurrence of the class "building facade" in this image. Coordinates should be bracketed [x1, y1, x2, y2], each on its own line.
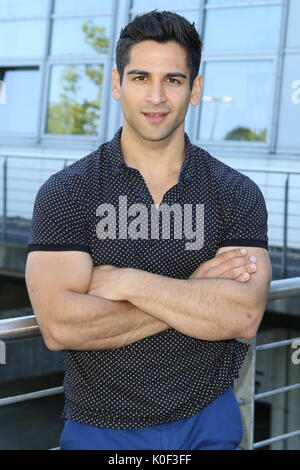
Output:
[0, 0, 300, 251]
[0, 0, 300, 450]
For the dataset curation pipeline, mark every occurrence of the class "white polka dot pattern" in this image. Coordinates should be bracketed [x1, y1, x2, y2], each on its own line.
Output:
[27, 127, 268, 429]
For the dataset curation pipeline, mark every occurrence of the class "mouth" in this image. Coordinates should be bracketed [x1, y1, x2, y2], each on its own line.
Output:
[142, 112, 169, 123]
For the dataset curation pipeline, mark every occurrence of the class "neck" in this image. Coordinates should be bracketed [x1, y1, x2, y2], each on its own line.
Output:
[120, 122, 186, 177]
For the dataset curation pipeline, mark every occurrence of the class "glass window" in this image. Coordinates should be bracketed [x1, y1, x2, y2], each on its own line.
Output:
[130, 4, 199, 29]
[54, 0, 114, 14]
[286, 0, 300, 48]
[50, 17, 110, 55]
[0, 21, 46, 58]
[206, 0, 236, 3]
[198, 61, 273, 142]
[0, 68, 40, 134]
[179, 11, 199, 29]
[203, 5, 282, 51]
[46, 64, 104, 135]
[131, 0, 200, 9]
[206, 0, 277, 3]
[277, 54, 300, 150]
[0, 0, 48, 17]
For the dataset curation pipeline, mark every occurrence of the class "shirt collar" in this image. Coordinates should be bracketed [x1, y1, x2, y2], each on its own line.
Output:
[106, 126, 196, 184]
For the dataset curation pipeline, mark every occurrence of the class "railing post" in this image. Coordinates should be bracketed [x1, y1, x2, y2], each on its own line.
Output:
[281, 173, 289, 279]
[2, 156, 7, 242]
[234, 337, 256, 450]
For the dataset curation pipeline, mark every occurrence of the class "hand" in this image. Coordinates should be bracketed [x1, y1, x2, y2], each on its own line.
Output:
[189, 248, 257, 282]
[87, 264, 127, 300]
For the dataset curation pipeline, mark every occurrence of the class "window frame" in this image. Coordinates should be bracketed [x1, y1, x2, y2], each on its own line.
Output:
[0, 64, 43, 145]
[41, 58, 108, 145]
[274, 0, 300, 154]
[0, 0, 299, 156]
[40, 0, 117, 146]
[191, 0, 286, 151]
[0, 0, 118, 148]
[194, 55, 278, 150]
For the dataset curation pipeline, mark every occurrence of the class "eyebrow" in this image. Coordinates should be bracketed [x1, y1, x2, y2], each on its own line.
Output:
[127, 69, 187, 80]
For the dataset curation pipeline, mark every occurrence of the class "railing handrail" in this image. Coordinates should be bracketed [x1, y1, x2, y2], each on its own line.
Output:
[0, 314, 39, 341]
[234, 167, 300, 176]
[0, 276, 300, 450]
[0, 277, 300, 342]
[1, 153, 300, 175]
[268, 277, 300, 299]
[0, 386, 63, 407]
[0, 154, 76, 162]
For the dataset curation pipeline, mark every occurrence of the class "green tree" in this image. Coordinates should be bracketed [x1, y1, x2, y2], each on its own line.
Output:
[224, 127, 267, 142]
[46, 21, 109, 135]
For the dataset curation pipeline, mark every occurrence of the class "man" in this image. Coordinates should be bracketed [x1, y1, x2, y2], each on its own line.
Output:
[25, 10, 272, 450]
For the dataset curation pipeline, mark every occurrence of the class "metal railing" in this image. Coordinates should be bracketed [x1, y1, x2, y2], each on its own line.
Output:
[1, 153, 300, 277]
[236, 276, 300, 450]
[236, 167, 300, 279]
[0, 277, 300, 450]
[0, 154, 75, 243]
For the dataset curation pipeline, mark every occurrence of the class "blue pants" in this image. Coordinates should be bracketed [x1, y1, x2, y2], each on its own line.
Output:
[59, 386, 243, 450]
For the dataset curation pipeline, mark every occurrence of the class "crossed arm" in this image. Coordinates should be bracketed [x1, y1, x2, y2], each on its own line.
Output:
[25, 246, 272, 350]
[87, 246, 272, 341]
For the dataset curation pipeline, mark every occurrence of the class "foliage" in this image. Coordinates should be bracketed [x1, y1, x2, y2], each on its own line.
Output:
[224, 126, 267, 142]
[46, 21, 109, 135]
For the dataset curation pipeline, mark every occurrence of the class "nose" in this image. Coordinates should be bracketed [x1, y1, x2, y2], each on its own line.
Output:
[146, 80, 167, 105]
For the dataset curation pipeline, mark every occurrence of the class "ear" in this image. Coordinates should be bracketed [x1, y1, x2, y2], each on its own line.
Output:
[112, 69, 121, 101]
[190, 75, 203, 106]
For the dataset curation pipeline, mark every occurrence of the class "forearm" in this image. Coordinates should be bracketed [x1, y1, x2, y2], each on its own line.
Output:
[123, 270, 255, 341]
[50, 291, 170, 351]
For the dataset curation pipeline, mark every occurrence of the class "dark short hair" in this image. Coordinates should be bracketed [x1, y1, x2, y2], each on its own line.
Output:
[116, 10, 202, 90]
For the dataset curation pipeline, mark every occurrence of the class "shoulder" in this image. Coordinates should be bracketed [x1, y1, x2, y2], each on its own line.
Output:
[35, 144, 107, 206]
[192, 144, 264, 203]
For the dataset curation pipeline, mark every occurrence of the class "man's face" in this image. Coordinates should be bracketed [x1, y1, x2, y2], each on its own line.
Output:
[112, 40, 202, 142]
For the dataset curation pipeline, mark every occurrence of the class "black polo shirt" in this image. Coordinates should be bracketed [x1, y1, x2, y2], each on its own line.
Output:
[27, 127, 268, 429]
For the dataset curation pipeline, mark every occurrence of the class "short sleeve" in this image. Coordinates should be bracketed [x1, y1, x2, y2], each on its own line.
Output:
[27, 175, 90, 254]
[219, 175, 268, 250]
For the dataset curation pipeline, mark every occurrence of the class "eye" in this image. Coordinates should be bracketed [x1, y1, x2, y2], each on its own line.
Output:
[167, 78, 181, 84]
[133, 76, 146, 82]
[132, 76, 181, 84]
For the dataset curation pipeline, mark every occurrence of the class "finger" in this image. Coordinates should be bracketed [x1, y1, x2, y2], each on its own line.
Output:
[209, 248, 248, 268]
[210, 254, 256, 277]
[235, 272, 252, 282]
[217, 248, 249, 260]
[220, 264, 257, 280]
[93, 264, 115, 271]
